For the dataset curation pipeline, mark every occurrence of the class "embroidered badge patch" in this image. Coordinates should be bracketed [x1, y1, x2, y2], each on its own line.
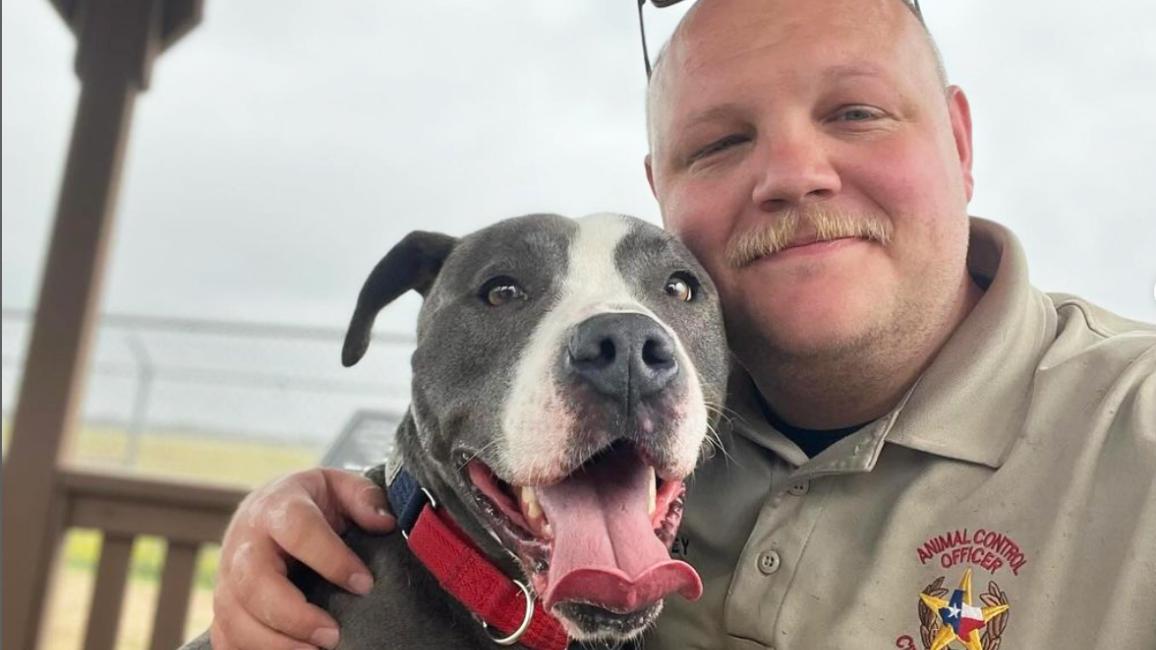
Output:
[896, 529, 1024, 650]
[916, 569, 1009, 650]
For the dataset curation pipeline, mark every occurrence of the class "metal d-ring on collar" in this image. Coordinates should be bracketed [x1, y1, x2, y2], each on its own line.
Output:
[477, 578, 535, 646]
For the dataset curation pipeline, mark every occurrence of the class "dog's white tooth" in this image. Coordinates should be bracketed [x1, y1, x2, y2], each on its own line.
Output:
[647, 467, 657, 516]
[522, 486, 542, 520]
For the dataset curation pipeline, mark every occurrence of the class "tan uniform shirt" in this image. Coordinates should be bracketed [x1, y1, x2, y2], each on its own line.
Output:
[646, 218, 1156, 650]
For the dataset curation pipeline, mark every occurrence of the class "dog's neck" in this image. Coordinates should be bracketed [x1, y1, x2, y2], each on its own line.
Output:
[387, 412, 580, 650]
[392, 411, 527, 581]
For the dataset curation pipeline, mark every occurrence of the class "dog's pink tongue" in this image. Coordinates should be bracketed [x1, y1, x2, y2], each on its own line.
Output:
[535, 449, 702, 613]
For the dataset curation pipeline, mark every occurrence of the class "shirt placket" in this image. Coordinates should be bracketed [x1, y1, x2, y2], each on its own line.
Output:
[723, 417, 893, 649]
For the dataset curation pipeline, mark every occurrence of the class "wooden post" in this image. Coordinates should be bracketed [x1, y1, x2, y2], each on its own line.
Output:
[0, 1, 200, 648]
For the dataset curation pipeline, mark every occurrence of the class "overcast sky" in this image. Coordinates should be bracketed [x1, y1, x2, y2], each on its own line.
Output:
[3, 0, 1155, 331]
[2, 1, 1154, 444]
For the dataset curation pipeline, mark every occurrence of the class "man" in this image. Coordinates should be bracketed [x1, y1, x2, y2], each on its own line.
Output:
[207, 0, 1156, 648]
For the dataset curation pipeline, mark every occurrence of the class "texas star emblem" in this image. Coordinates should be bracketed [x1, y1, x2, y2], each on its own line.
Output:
[918, 568, 1010, 650]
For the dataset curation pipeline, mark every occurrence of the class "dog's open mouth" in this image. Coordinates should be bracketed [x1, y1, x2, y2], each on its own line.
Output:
[465, 441, 702, 621]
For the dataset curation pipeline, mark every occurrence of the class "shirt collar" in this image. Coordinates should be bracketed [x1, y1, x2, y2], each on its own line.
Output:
[724, 364, 812, 467]
[883, 217, 1056, 468]
[728, 217, 1056, 474]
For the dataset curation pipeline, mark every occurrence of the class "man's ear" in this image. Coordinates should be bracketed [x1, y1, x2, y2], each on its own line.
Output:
[644, 154, 658, 199]
[342, 231, 457, 367]
[946, 85, 975, 201]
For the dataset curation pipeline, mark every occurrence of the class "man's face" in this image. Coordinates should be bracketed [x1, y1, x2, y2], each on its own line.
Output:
[646, 0, 975, 363]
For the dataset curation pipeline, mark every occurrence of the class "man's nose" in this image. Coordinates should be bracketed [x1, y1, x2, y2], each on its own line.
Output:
[750, 124, 841, 210]
[566, 313, 679, 399]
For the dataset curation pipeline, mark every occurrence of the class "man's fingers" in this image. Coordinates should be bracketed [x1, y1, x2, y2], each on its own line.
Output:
[210, 469, 390, 650]
[319, 469, 396, 532]
[229, 542, 340, 646]
[213, 583, 323, 650]
[267, 497, 376, 595]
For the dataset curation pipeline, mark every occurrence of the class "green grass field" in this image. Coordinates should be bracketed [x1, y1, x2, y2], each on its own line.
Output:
[3, 422, 324, 650]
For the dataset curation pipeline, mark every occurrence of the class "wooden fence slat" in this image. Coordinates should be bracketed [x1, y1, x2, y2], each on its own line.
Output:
[71, 494, 232, 544]
[83, 532, 136, 650]
[59, 468, 248, 510]
[149, 541, 200, 650]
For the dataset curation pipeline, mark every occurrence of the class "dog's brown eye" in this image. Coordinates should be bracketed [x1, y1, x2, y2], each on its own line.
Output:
[664, 274, 695, 303]
[481, 276, 527, 306]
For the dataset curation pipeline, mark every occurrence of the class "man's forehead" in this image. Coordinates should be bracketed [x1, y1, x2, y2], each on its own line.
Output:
[676, 0, 909, 38]
[647, 0, 938, 145]
[672, 62, 900, 125]
[670, 0, 908, 70]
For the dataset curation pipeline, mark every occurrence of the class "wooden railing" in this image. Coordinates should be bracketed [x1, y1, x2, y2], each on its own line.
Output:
[57, 468, 244, 650]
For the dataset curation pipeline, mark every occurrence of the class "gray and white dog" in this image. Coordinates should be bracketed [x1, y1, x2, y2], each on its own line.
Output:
[185, 213, 728, 649]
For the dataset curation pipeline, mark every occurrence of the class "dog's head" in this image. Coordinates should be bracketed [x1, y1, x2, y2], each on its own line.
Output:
[344, 213, 728, 644]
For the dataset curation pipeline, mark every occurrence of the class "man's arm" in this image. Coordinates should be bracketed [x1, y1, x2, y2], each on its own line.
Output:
[208, 468, 395, 650]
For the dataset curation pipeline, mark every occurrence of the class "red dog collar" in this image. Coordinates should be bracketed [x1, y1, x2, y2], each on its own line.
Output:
[391, 470, 569, 649]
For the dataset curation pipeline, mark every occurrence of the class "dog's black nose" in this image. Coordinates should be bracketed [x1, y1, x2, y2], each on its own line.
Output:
[567, 313, 679, 398]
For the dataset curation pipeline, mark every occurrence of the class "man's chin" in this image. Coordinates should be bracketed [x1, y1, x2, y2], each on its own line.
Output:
[727, 304, 883, 361]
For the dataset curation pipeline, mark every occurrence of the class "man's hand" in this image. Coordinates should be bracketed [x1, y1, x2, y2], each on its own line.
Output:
[209, 468, 396, 650]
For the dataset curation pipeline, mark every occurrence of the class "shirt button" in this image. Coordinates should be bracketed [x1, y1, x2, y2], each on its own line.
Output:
[757, 550, 781, 575]
[788, 480, 810, 496]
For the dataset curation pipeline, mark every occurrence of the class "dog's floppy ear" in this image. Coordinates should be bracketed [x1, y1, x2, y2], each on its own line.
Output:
[342, 231, 457, 367]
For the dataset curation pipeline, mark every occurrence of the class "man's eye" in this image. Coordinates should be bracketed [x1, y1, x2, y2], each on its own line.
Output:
[690, 134, 749, 161]
[835, 106, 881, 122]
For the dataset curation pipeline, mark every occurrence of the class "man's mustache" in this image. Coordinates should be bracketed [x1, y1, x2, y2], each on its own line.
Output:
[724, 207, 893, 268]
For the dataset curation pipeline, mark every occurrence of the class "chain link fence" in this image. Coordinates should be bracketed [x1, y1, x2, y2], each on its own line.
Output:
[2, 307, 411, 485]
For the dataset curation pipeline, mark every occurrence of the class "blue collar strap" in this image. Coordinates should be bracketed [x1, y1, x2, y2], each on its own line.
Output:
[386, 467, 434, 536]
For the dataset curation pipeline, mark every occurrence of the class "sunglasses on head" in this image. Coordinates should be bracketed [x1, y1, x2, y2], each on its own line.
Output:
[636, 0, 925, 78]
